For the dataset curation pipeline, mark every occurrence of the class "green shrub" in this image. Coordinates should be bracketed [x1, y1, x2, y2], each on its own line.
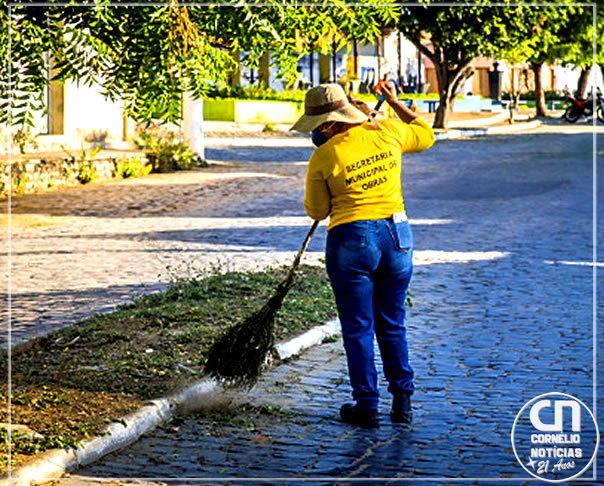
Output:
[398, 92, 443, 100]
[76, 162, 98, 185]
[502, 90, 566, 102]
[205, 85, 456, 103]
[206, 85, 307, 102]
[112, 156, 152, 179]
[62, 145, 101, 185]
[134, 124, 205, 173]
[14, 173, 28, 195]
[12, 126, 39, 154]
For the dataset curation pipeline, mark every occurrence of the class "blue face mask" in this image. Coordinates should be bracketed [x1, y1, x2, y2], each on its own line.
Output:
[311, 129, 328, 147]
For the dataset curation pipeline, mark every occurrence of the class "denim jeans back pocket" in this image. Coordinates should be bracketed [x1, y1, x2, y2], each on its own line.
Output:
[330, 221, 369, 251]
[390, 221, 413, 252]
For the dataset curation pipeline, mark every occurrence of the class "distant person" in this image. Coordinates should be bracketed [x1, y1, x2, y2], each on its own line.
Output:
[291, 84, 434, 428]
[374, 72, 399, 97]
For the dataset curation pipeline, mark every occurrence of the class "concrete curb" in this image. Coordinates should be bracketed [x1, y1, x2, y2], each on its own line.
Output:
[204, 135, 311, 147]
[482, 118, 542, 134]
[446, 110, 509, 128]
[275, 319, 341, 360]
[204, 118, 542, 147]
[1, 320, 342, 485]
[434, 118, 541, 141]
[203, 112, 509, 134]
[204, 121, 295, 133]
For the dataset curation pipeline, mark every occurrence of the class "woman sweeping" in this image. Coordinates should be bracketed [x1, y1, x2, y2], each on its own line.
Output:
[291, 83, 434, 428]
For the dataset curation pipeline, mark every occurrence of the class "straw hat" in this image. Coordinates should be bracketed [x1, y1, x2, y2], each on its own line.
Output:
[290, 83, 368, 132]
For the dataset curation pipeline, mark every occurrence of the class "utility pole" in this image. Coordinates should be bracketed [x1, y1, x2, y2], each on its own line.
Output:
[332, 40, 337, 82]
[397, 31, 403, 88]
[353, 39, 358, 77]
[417, 48, 422, 94]
[376, 35, 382, 81]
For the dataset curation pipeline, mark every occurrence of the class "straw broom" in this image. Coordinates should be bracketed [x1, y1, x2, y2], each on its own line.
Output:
[204, 220, 320, 386]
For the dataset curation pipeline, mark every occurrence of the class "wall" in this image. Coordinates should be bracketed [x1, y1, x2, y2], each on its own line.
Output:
[63, 80, 126, 145]
[1, 152, 147, 197]
[203, 99, 304, 123]
[398, 36, 421, 87]
[3, 81, 132, 156]
[472, 68, 491, 97]
[425, 67, 438, 94]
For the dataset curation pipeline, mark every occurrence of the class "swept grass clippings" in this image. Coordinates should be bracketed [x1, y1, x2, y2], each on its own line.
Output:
[0, 264, 336, 473]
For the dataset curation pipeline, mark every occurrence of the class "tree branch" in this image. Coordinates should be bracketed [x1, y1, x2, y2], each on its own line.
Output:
[449, 62, 473, 99]
[407, 35, 438, 66]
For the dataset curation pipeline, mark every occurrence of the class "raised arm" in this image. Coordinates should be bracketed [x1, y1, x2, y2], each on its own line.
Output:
[381, 83, 420, 124]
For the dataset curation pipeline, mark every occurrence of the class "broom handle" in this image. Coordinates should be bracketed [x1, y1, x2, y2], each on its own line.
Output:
[277, 220, 320, 294]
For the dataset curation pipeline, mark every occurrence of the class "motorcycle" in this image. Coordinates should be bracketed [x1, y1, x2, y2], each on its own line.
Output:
[562, 88, 604, 123]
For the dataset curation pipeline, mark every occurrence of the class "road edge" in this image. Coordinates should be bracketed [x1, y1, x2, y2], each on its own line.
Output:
[434, 119, 542, 141]
[203, 118, 542, 147]
[1, 320, 342, 485]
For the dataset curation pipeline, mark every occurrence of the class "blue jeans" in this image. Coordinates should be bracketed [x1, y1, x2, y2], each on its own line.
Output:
[326, 218, 415, 410]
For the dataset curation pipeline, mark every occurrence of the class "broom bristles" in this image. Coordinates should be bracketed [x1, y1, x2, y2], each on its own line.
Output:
[204, 296, 281, 386]
[203, 221, 320, 387]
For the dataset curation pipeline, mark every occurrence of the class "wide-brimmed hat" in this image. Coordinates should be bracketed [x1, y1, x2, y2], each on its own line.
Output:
[290, 83, 368, 132]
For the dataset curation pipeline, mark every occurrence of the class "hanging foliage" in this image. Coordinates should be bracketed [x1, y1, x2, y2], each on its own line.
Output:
[396, 1, 587, 128]
[0, 0, 398, 126]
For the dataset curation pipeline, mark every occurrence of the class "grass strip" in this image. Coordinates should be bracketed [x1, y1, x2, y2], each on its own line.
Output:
[0, 264, 336, 472]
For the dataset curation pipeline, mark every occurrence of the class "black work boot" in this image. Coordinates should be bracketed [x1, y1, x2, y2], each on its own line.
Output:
[340, 403, 379, 428]
[391, 392, 412, 423]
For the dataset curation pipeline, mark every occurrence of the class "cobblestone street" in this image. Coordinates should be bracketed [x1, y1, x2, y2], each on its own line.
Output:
[4, 121, 604, 484]
[2, 160, 318, 345]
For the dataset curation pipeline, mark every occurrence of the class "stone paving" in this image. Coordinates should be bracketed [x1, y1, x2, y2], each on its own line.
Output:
[2, 161, 318, 346]
[3, 120, 603, 484]
[68, 122, 604, 484]
[3, 125, 526, 347]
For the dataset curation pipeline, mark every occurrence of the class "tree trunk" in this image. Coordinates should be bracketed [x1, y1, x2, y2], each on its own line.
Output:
[508, 68, 521, 123]
[258, 52, 270, 89]
[532, 62, 547, 117]
[228, 49, 240, 88]
[408, 41, 474, 129]
[430, 48, 449, 129]
[431, 56, 472, 129]
[508, 92, 515, 124]
[509, 69, 517, 110]
[319, 53, 330, 84]
[434, 97, 452, 129]
[576, 66, 591, 99]
[49, 57, 65, 135]
[332, 41, 337, 82]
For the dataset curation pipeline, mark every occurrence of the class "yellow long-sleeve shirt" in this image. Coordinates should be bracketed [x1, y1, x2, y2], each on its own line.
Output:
[304, 118, 435, 230]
